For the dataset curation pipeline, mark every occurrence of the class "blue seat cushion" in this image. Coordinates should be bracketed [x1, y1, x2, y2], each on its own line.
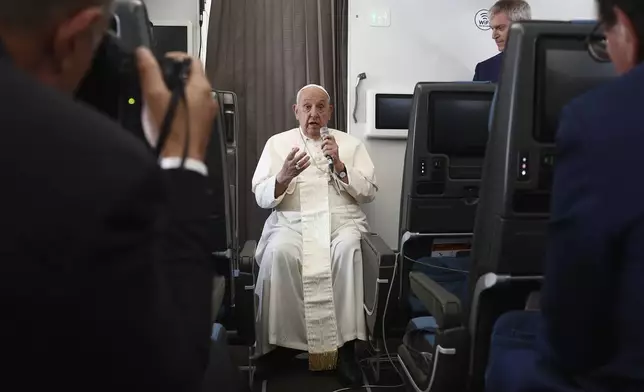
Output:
[211, 323, 227, 345]
[485, 311, 541, 391]
[405, 316, 438, 349]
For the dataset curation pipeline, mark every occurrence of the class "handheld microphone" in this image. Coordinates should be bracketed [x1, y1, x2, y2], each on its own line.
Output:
[320, 127, 334, 172]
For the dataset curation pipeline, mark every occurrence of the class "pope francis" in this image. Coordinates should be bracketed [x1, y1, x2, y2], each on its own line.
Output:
[251, 84, 377, 386]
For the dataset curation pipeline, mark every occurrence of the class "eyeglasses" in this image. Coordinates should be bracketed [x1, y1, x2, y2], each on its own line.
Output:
[586, 22, 611, 63]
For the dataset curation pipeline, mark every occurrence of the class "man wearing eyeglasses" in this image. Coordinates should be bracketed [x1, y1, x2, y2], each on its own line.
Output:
[534, 1, 644, 391]
[473, 0, 531, 82]
[488, 1, 644, 392]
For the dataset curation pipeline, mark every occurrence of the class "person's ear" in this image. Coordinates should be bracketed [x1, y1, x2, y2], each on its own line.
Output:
[614, 6, 639, 66]
[328, 104, 334, 117]
[50, 6, 106, 72]
[293, 104, 298, 118]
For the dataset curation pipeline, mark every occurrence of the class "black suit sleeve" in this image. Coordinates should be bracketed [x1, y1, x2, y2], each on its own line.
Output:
[473, 63, 481, 81]
[77, 164, 213, 392]
[539, 105, 616, 373]
[160, 168, 215, 369]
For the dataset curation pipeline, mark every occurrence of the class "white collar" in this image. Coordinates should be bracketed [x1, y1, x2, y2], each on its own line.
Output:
[298, 127, 330, 141]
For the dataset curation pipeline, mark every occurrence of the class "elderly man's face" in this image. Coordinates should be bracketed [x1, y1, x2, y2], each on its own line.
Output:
[294, 87, 333, 138]
[490, 12, 511, 51]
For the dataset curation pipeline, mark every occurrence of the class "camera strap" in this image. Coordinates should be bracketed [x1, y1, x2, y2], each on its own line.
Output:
[154, 80, 190, 167]
[154, 58, 192, 167]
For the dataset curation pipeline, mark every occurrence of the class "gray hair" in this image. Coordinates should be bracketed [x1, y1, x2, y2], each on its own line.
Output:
[296, 84, 331, 105]
[0, 0, 112, 28]
[489, 0, 532, 22]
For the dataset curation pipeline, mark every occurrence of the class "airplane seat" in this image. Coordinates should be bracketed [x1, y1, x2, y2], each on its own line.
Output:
[397, 81, 496, 315]
[396, 82, 494, 391]
[204, 91, 265, 352]
[360, 231, 397, 376]
[234, 232, 394, 384]
[398, 270, 470, 391]
[469, 20, 616, 392]
[235, 240, 257, 347]
[206, 91, 257, 337]
[398, 21, 617, 391]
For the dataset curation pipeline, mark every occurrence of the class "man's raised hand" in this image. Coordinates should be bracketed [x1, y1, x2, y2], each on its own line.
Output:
[276, 147, 310, 185]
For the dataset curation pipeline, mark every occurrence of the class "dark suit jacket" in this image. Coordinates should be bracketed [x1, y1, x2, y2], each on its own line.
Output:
[0, 45, 215, 390]
[473, 53, 503, 82]
[531, 63, 644, 391]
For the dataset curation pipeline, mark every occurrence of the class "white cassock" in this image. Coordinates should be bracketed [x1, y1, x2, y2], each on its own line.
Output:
[251, 127, 377, 371]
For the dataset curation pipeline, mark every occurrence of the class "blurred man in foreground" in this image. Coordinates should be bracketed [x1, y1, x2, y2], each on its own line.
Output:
[251, 84, 377, 387]
[474, 0, 532, 82]
[488, 1, 644, 391]
[0, 0, 226, 390]
[533, 0, 644, 390]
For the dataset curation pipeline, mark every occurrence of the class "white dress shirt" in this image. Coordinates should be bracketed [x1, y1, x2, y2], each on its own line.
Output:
[143, 105, 208, 176]
[160, 157, 208, 176]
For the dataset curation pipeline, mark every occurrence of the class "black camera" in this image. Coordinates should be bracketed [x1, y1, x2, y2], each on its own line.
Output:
[75, 0, 191, 150]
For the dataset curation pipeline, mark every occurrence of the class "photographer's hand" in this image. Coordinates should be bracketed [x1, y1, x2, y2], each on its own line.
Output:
[136, 48, 218, 162]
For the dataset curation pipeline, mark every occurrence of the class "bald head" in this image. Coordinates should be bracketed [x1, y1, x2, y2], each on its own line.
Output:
[0, 0, 112, 93]
[0, 0, 111, 29]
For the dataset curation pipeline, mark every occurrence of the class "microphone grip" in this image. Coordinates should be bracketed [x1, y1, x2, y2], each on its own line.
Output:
[326, 155, 334, 172]
[321, 127, 333, 171]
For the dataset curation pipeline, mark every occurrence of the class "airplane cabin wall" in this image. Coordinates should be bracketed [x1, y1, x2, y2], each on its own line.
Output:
[144, 0, 201, 57]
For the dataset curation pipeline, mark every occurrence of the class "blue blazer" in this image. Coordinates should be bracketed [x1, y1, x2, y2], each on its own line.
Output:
[528, 63, 644, 391]
[473, 53, 503, 82]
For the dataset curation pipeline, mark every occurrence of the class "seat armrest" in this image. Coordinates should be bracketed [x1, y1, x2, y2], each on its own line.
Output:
[361, 232, 395, 266]
[409, 271, 462, 329]
[240, 240, 257, 273]
[361, 232, 397, 338]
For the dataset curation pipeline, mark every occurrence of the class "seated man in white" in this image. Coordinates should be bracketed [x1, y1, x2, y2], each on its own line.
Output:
[251, 84, 377, 386]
